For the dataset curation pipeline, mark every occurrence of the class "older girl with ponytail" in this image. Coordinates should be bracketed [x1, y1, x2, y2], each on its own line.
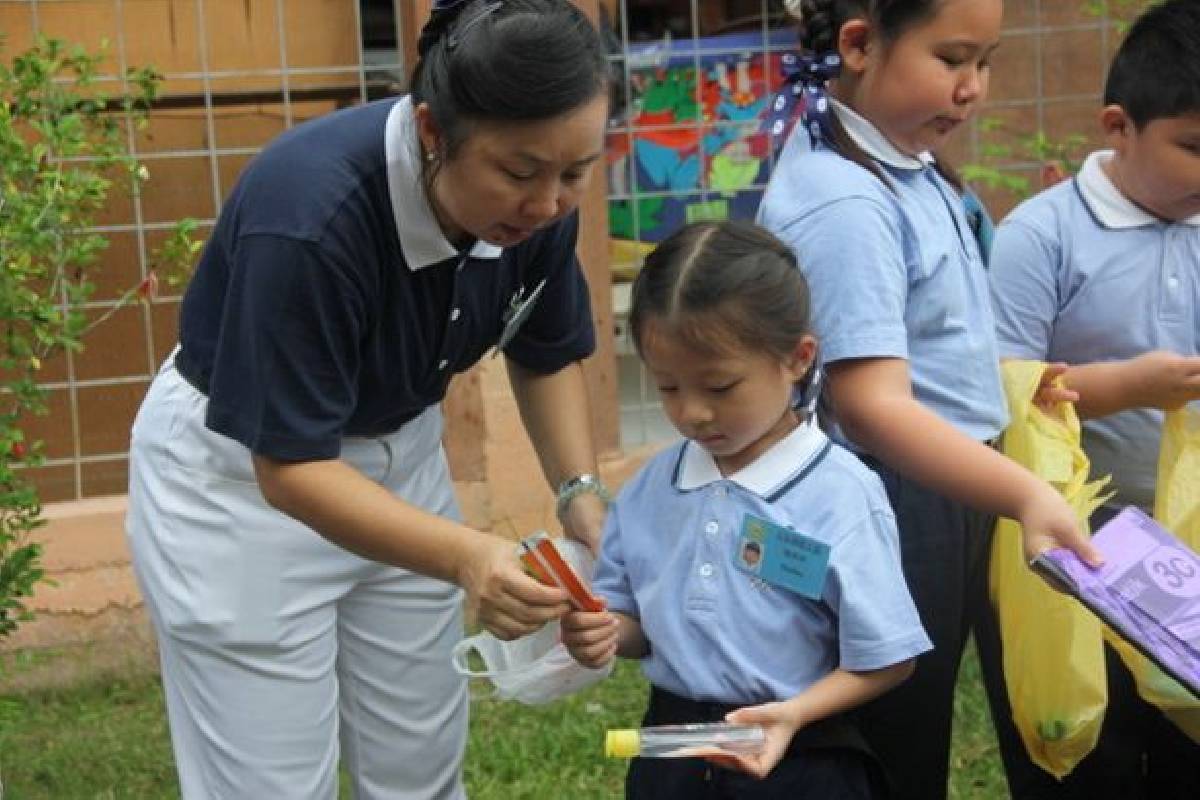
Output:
[758, 2, 1101, 798]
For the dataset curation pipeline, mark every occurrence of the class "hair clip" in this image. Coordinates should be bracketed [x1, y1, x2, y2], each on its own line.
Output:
[446, 1, 503, 50]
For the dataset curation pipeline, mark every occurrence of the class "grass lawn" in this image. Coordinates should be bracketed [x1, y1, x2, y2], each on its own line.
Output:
[0, 645, 1005, 799]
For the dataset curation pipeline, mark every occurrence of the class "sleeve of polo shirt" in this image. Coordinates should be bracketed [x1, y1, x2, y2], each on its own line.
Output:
[204, 234, 367, 461]
[591, 503, 639, 619]
[502, 212, 596, 373]
[771, 197, 909, 365]
[988, 214, 1061, 361]
[825, 508, 932, 671]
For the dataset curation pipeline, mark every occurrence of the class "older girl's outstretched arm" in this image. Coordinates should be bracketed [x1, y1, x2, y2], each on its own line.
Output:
[827, 356, 1102, 565]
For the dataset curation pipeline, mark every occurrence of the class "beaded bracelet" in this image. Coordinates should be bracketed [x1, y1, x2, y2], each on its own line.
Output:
[555, 473, 612, 518]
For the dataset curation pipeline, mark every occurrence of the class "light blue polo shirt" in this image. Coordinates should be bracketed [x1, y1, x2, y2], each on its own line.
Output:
[989, 150, 1200, 510]
[758, 101, 1008, 443]
[592, 420, 932, 705]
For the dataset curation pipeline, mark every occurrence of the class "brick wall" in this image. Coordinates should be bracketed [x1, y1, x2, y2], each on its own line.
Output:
[943, 0, 1148, 219]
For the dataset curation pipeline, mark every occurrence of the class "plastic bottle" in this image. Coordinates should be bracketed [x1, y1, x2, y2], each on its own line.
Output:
[605, 722, 766, 758]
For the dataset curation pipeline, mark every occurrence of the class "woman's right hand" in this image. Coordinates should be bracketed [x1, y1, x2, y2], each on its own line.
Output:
[456, 533, 571, 640]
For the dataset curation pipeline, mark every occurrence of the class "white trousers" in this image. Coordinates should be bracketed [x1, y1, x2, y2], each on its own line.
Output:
[127, 357, 468, 800]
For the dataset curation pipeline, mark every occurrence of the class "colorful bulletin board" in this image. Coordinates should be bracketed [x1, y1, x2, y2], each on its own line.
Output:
[607, 27, 798, 279]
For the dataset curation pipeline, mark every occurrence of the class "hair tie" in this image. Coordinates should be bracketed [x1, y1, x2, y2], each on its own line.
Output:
[418, 0, 503, 56]
[447, 1, 502, 50]
[418, 0, 469, 56]
[761, 52, 842, 150]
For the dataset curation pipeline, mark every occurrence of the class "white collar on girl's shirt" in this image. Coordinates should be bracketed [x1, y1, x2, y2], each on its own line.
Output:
[1075, 150, 1200, 229]
[384, 96, 503, 270]
[830, 98, 931, 171]
[676, 417, 828, 498]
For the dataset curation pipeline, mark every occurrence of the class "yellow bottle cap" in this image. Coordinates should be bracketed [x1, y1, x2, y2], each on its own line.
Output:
[605, 729, 640, 758]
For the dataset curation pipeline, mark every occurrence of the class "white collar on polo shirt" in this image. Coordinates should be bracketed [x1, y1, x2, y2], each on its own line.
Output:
[384, 96, 503, 270]
[676, 417, 828, 498]
[1075, 150, 1200, 229]
[830, 98, 932, 171]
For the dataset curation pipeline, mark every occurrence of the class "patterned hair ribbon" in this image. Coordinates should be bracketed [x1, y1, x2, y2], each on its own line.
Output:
[761, 52, 842, 150]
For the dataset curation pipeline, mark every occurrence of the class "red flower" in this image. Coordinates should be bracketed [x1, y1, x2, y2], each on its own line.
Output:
[136, 270, 160, 304]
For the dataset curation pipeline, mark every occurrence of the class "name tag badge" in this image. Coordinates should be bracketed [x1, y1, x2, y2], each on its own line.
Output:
[492, 278, 547, 357]
[734, 514, 830, 600]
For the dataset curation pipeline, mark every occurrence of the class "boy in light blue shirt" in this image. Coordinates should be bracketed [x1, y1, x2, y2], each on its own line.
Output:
[985, 2, 1200, 796]
[563, 221, 930, 800]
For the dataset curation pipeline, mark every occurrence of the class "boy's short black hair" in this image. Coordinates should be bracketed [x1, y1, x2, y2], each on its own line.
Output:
[1104, 0, 1200, 128]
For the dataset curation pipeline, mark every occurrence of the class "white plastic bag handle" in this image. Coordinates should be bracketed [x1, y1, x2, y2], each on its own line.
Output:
[450, 632, 548, 679]
[450, 635, 497, 679]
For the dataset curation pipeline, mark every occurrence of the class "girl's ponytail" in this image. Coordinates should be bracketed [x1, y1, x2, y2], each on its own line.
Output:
[797, 0, 842, 55]
[791, 0, 964, 192]
[789, 0, 887, 187]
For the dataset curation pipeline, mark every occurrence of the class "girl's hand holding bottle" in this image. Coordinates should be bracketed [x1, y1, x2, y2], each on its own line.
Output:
[699, 700, 801, 779]
[561, 608, 619, 668]
[456, 533, 571, 640]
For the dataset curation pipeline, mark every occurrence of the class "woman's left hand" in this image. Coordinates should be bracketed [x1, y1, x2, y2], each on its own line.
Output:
[559, 491, 608, 555]
[701, 701, 799, 780]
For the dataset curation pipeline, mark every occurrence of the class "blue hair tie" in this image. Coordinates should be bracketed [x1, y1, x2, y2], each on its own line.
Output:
[762, 52, 842, 149]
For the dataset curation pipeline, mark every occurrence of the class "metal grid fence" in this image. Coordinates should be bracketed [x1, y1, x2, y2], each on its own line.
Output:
[604, 0, 1127, 450]
[1, 0, 1136, 497]
[2, 0, 403, 501]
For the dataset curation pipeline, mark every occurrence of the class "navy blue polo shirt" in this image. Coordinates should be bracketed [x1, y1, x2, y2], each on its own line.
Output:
[176, 96, 596, 461]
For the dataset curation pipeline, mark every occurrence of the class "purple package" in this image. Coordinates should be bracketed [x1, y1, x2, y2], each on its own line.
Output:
[1034, 506, 1200, 699]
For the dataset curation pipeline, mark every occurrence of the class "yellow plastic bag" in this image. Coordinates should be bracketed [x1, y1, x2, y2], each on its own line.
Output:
[1107, 406, 1200, 741]
[990, 361, 1112, 778]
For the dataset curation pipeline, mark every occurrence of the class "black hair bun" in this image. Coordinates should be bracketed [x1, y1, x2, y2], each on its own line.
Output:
[417, 0, 477, 57]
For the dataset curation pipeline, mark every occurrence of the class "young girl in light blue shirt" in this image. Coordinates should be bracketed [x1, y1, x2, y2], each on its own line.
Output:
[563, 220, 931, 800]
[755, 2, 1101, 798]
